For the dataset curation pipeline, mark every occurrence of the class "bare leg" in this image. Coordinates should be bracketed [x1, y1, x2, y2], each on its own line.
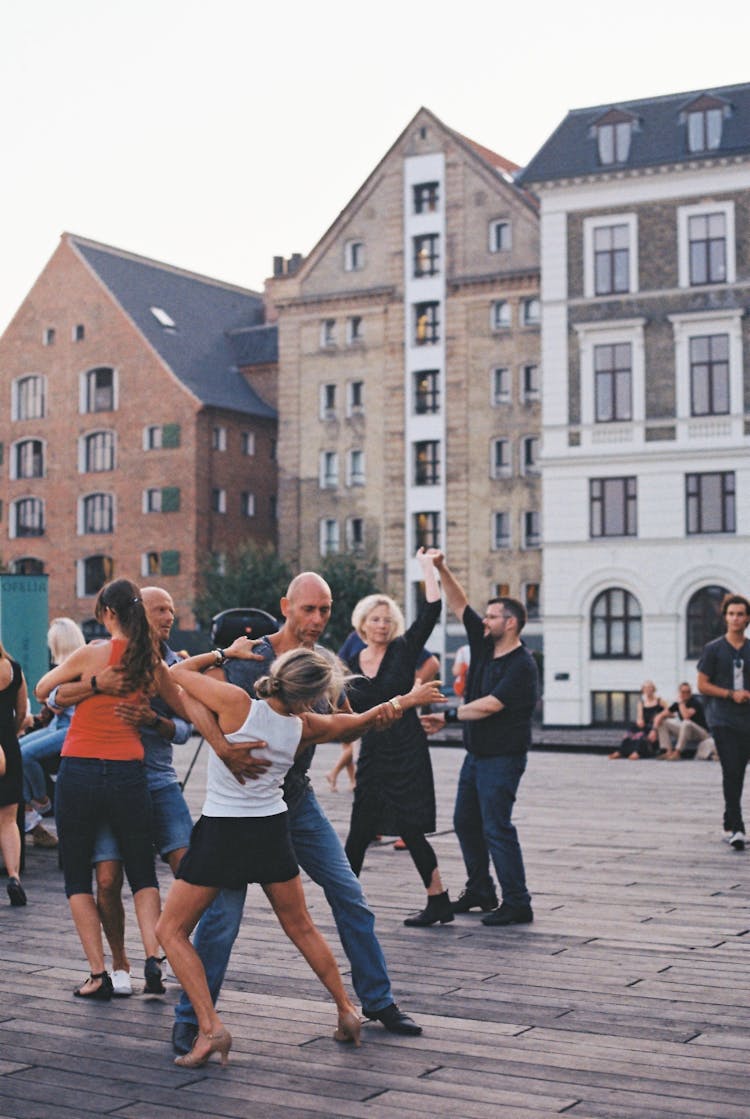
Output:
[95, 860, 130, 972]
[326, 742, 355, 792]
[0, 804, 21, 881]
[68, 893, 108, 993]
[133, 886, 162, 958]
[157, 880, 224, 1040]
[427, 865, 446, 897]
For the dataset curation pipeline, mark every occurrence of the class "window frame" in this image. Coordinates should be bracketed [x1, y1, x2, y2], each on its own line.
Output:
[594, 342, 633, 423]
[344, 240, 365, 272]
[413, 233, 440, 277]
[413, 181, 439, 214]
[81, 430, 116, 473]
[319, 517, 339, 556]
[489, 219, 511, 253]
[80, 492, 114, 534]
[491, 438, 511, 479]
[689, 333, 730, 416]
[583, 214, 638, 298]
[414, 441, 440, 486]
[12, 438, 44, 480]
[12, 374, 46, 421]
[414, 510, 441, 550]
[11, 496, 45, 538]
[677, 201, 735, 288]
[414, 302, 440, 345]
[78, 555, 113, 597]
[319, 450, 339, 489]
[491, 300, 511, 331]
[347, 448, 365, 487]
[685, 471, 735, 535]
[492, 511, 510, 549]
[590, 587, 642, 659]
[590, 476, 637, 538]
[414, 369, 440, 414]
[81, 366, 116, 414]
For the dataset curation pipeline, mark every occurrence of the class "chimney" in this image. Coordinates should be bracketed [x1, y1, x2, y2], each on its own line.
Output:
[272, 256, 284, 277]
[287, 253, 303, 275]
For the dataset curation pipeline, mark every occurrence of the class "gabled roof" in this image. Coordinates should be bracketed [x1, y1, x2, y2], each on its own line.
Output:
[227, 324, 279, 367]
[518, 81, 750, 185]
[69, 234, 276, 418]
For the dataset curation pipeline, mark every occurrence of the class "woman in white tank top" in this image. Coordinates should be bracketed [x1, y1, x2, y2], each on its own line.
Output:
[156, 646, 444, 1069]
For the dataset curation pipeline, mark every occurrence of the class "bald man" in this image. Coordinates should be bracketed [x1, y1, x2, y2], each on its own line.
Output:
[172, 571, 422, 1053]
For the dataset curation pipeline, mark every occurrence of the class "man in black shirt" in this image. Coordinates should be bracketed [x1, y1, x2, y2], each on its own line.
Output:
[653, 682, 710, 759]
[421, 552, 538, 926]
[697, 593, 750, 850]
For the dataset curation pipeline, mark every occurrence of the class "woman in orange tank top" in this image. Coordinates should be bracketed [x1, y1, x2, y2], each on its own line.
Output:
[36, 578, 183, 1000]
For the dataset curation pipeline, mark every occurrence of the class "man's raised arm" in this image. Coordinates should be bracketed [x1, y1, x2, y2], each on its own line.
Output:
[427, 549, 469, 621]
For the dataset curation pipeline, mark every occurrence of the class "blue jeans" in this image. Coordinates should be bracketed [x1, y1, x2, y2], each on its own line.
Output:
[453, 751, 531, 910]
[174, 786, 393, 1026]
[21, 713, 71, 803]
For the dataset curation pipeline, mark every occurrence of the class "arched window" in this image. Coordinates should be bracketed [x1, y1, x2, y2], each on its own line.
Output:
[78, 555, 113, 597]
[591, 588, 642, 658]
[11, 497, 45, 538]
[81, 430, 115, 472]
[80, 493, 114, 534]
[13, 375, 45, 420]
[83, 367, 115, 413]
[686, 585, 729, 658]
[13, 439, 44, 479]
[10, 557, 44, 574]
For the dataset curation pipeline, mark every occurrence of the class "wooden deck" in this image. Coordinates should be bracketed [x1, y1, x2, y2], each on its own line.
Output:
[1, 742, 749, 1119]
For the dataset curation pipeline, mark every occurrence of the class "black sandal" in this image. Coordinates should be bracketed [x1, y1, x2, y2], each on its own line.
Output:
[73, 970, 113, 1000]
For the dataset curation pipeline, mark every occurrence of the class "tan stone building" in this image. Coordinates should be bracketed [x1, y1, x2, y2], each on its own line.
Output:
[267, 108, 541, 661]
[0, 233, 278, 630]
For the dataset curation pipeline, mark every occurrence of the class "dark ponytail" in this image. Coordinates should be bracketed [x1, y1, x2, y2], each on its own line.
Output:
[95, 578, 159, 692]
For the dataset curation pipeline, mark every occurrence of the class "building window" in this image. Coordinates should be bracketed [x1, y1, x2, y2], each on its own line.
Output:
[413, 181, 439, 214]
[594, 343, 632, 422]
[413, 234, 440, 277]
[686, 585, 729, 658]
[348, 449, 365, 486]
[491, 438, 511, 479]
[522, 364, 539, 401]
[415, 441, 440, 485]
[524, 583, 541, 620]
[493, 512, 510, 549]
[590, 477, 637, 538]
[594, 224, 630, 295]
[344, 240, 364, 272]
[14, 375, 45, 420]
[320, 319, 336, 348]
[241, 492, 255, 517]
[81, 493, 113, 534]
[82, 431, 115, 473]
[686, 471, 735, 535]
[346, 316, 363, 344]
[320, 451, 338, 489]
[211, 488, 227, 514]
[80, 555, 113, 596]
[144, 423, 181, 449]
[74, 324, 85, 342]
[11, 557, 44, 574]
[320, 518, 339, 556]
[687, 107, 723, 153]
[523, 511, 540, 549]
[12, 497, 44, 538]
[495, 582, 511, 597]
[241, 431, 255, 455]
[522, 297, 540, 325]
[347, 380, 364, 416]
[270, 495, 277, 521]
[212, 426, 227, 451]
[521, 436, 539, 475]
[688, 212, 727, 285]
[491, 300, 511, 330]
[690, 334, 729, 416]
[415, 302, 439, 345]
[14, 439, 44, 479]
[414, 511, 440, 550]
[142, 550, 180, 577]
[346, 516, 364, 553]
[43, 328, 55, 346]
[591, 690, 641, 728]
[414, 370, 439, 414]
[320, 383, 337, 418]
[492, 367, 510, 404]
[596, 117, 633, 164]
[591, 588, 642, 658]
[489, 219, 511, 253]
[143, 487, 180, 514]
[84, 367, 114, 413]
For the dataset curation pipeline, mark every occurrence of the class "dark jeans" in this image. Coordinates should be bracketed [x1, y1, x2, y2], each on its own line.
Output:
[453, 751, 531, 909]
[55, 757, 158, 897]
[712, 726, 750, 834]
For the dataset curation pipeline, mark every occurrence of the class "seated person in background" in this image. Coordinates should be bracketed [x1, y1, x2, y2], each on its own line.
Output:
[609, 681, 668, 759]
[654, 683, 714, 760]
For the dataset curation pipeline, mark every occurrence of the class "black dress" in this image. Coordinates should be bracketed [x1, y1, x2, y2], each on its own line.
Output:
[345, 599, 440, 835]
[0, 659, 24, 807]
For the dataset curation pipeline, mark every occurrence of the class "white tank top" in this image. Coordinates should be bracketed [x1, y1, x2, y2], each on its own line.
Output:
[202, 698, 303, 818]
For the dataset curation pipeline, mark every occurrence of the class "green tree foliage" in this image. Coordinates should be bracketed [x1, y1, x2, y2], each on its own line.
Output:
[194, 544, 292, 629]
[319, 552, 380, 651]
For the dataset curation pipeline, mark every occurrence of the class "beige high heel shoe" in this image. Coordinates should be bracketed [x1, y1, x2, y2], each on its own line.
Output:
[333, 1009, 362, 1048]
[174, 1027, 232, 1068]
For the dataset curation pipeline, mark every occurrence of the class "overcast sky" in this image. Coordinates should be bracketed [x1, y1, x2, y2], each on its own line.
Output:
[1, 0, 748, 333]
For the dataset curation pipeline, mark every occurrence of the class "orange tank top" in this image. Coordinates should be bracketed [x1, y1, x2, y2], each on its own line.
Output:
[62, 638, 145, 761]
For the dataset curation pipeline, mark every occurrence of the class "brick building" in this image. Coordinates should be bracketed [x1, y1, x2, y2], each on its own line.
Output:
[518, 83, 750, 725]
[266, 108, 541, 664]
[0, 233, 278, 629]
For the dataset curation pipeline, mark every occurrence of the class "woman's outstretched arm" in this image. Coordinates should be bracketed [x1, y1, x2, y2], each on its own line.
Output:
[298, 676, 445, 750]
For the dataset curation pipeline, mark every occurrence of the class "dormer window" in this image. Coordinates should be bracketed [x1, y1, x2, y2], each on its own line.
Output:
[683, 94, 727, 153]
[594, 110, 636, 165]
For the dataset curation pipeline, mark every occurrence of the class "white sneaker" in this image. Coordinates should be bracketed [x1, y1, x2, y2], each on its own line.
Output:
[24, 810, 42, 833]
[722, 831, 734, 844]
[111, 969, 133, 997]
[730, 832, 746, 851]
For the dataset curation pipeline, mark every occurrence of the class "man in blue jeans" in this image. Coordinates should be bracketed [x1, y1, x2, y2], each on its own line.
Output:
[421, 551, 538, 927]
[172, 571, 421, 1053]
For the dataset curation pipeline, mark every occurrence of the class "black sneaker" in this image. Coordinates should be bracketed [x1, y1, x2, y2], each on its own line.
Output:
[451, 888, 498, 914]
[363, 1003, 422, 1036]
[481, 903, 534, 927]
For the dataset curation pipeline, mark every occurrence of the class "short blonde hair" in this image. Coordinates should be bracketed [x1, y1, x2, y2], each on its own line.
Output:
[255, 647, 349, 713]
[351, 594, 405, 644]
[48, 617, 86, 665]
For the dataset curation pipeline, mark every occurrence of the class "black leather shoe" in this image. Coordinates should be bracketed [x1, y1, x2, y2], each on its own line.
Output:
[172, 1021, 199, 1054]
[364, 1002, 422, 1036]
[451, 888, 498, 914]
[404, 890, 454, 926]
[481, 903, 534, 926]
[144, 955, 166, 994]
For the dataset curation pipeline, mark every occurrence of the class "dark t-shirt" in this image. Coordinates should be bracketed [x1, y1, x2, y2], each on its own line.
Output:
[668, 695, 707, 729]
[338, 631, 435, 671]
[697, 636, 750, 731]
[462, 605, 538, 757]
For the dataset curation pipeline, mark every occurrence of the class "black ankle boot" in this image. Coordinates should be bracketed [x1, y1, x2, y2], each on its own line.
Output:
[403, 891, 454, 927]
